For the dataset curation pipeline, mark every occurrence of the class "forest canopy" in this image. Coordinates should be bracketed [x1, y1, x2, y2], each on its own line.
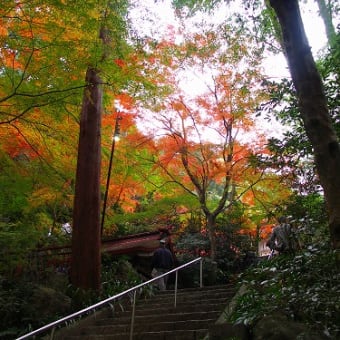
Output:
[0, 0, 339, 288]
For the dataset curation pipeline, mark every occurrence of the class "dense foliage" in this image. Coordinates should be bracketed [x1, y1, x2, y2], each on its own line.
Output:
[229, 240, 340, 339]
[0, 256, 144, 339]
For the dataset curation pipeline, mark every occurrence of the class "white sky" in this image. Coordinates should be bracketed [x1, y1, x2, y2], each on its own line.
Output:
[265, 0, 327, 79]
[129, 0, 329, 139]
[130, 0, 327, 80]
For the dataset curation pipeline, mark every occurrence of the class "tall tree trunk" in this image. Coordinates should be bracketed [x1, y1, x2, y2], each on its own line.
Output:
[71, 67, 102, 290]
[269, 0, 340, 249]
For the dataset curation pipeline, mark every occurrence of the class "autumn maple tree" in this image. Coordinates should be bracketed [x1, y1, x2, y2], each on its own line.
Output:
[170, 0, 340, 250]
[0, 0, 146, 290]
[0, 2, 94, 234]
[131, 24, 286, 259]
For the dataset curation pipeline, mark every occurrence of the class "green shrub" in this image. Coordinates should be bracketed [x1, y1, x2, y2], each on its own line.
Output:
[229, 241, 340, 339]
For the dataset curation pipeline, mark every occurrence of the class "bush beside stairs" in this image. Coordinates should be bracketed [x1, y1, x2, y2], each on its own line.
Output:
[54, 283, 237, 340]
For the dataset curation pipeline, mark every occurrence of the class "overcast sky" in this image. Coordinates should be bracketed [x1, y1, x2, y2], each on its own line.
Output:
[130, 0, 327, 80]
[129, 0, 329, 139]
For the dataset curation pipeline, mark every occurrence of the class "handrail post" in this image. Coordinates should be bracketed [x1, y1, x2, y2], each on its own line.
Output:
[200, 258, 203, 288]
[129, 290, 137, 340]
[174, 270, 178, 308]
[49, 326, 55, 339]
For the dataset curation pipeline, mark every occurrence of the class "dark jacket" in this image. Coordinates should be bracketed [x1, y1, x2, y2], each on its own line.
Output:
[152, 246, 174, 270]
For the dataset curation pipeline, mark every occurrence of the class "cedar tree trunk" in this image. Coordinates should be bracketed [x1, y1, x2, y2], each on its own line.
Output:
[270, 0, 340, 249]
[71, 67, 102, 290]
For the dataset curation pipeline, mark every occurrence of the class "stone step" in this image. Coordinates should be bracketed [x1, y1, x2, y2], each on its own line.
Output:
[140, 288, 235, 304]
[155, 284, 234, 296]
[121, 286, 234, 307]
[106, 285, 234, 309]
[78, 318, 217, 335]
[135, 295, 232, 310]
[54, 284, 236, 340]
[95, 310, 222, 326]
[107, 301, 228, 318]
[62, 328, 208, 340]
[104, 292, 234, 318]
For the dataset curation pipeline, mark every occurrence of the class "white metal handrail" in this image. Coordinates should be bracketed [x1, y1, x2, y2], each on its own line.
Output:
[16, 257, 203, 340]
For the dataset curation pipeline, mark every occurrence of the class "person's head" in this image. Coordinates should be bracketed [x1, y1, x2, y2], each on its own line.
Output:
[278, 216, 287, 224]
[160, 239, 166, 247]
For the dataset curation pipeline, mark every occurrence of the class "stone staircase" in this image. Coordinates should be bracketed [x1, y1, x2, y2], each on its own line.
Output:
[54, 283, 236, 340]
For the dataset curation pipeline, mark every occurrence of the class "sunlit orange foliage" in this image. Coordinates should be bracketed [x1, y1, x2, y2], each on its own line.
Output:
[259, 223, 275, 239]
[1, 125, 38, 159]
[241, 190, 255, 206]
[1, 50, 23, 69]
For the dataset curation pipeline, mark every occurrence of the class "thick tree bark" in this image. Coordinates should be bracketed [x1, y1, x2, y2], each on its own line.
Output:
[269, 0, 340, 249]
[71, 67, 102, 290]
